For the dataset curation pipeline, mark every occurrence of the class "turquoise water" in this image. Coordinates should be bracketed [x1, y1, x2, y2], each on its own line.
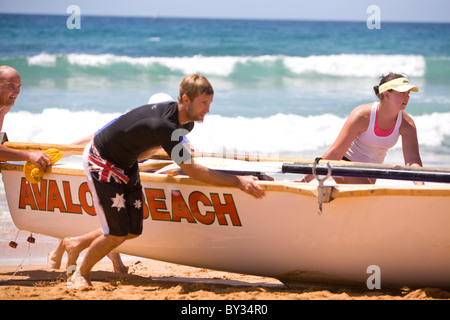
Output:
[1, 13, 450, 159]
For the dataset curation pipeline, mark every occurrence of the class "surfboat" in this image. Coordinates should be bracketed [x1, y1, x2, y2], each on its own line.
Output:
[1, 152, 450, 289]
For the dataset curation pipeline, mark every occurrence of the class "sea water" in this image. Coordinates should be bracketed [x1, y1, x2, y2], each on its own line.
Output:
[1, 14, 449, 265]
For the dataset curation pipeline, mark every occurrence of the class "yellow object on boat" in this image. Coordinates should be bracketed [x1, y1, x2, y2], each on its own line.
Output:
[23, 148, 63, 184]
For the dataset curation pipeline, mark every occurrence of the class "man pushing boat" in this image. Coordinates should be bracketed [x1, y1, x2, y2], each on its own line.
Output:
[70, 74, 265, 287]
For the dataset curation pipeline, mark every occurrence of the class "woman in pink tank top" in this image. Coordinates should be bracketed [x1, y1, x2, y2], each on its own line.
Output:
[299, 73, 424, 185]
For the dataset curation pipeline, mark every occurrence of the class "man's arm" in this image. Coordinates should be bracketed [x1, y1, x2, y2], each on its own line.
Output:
[0, 144, 50, 171]
[179, 160, 265, 199]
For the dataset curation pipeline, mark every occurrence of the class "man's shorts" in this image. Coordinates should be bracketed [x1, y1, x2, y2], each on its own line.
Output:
[83, 141, 143, 237]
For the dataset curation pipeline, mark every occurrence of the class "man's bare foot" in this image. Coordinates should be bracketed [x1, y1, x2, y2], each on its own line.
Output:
[77, 273, 92, 287]
[67, 267, 92, 289]
[63, 237, 82, 269]
[107, 252, 129, 274]
[47, 239, 65, 269]
[47, 250, 61, 270]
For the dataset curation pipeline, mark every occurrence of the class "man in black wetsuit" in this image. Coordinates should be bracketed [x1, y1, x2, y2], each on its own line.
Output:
[74, 74, 265, 287]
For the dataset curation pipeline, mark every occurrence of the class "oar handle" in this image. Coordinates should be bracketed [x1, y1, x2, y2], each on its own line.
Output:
[282, 162, 450, 183]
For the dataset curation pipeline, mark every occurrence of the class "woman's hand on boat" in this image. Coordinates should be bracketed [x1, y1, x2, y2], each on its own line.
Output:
[237, 175, 265, 199]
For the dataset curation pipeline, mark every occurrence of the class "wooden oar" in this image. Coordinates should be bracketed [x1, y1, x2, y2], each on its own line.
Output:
[282, 162, 450, 183]
[138, 160, 174, 172]
[3, 141, 85, 156]
[2, 141, 390, 166]
[149, 148, 316, 163]
[2, 141, 165, 159]
[3, 141, 315, 163]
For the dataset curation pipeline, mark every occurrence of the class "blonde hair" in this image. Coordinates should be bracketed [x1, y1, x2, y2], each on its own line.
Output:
[178, 74, 214, 102]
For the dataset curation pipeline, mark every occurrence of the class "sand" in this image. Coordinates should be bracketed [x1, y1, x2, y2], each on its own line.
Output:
[0, 258, 449, 301]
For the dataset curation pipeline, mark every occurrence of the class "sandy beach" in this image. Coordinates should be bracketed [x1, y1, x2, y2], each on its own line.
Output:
[1, 258, 449, 301]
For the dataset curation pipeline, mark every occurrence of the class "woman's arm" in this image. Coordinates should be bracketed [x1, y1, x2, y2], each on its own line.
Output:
[400, 112, 424, 185]
[299, 104, 370, 182]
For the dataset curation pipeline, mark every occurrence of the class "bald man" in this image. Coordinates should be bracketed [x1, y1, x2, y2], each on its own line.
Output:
[0, 66, 50, 170]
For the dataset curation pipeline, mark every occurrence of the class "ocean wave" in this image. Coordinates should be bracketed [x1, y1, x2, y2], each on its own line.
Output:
[15, 52, 428, 78]
[284, 54, 425, 77]
[3, 109, 450, 156]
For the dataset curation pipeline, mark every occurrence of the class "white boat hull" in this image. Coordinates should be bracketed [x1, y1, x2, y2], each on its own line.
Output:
[1, 161, 450, 289]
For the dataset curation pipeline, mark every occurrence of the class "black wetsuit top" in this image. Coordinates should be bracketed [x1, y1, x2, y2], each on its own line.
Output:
[94, 101, 194, 169]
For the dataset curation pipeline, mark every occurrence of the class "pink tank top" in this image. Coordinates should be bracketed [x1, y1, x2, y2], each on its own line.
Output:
[345, 102, 402, 164]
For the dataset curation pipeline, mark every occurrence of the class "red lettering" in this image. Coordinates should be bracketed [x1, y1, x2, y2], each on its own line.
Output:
[31, 180, 47, 210]
[47, 180, 66, 212]
[145, 188, 170, 221]
[17, 178, 241, 228]
[19, 178, 37, 210]
[189, 191, 215, 225]
[210, 193, 241, 226]
[79, 182, 96, 216]
[63, 181, 82, 214]
[171, 190, 195, 223]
